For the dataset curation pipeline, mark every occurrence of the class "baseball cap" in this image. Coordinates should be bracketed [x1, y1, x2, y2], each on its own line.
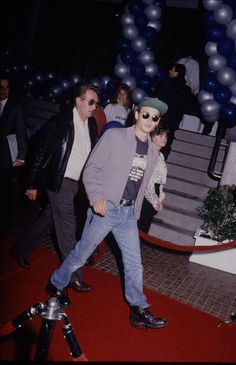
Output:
[139, 97, 168, 116]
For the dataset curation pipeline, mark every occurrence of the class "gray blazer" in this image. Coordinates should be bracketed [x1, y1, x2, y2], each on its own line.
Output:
[83, 125, 159, 219]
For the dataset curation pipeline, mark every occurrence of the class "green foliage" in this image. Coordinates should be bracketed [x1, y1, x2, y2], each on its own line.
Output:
[197, 185, 236, 243]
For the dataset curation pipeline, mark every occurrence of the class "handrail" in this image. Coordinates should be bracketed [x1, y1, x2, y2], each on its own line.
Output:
[207, 123, 229, 182]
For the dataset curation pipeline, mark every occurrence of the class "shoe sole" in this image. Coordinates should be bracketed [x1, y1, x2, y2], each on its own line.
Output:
[130, 321, 167, 329]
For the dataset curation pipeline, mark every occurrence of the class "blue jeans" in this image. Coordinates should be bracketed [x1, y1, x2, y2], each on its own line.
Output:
[51, 201, 149, 308]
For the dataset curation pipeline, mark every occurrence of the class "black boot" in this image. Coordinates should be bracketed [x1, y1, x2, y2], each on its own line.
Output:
[130, 306, 167, 329]
[46, 281, 71, 307]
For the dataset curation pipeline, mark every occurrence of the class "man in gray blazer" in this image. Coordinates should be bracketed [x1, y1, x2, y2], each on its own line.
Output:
[47, 97, 169, 329]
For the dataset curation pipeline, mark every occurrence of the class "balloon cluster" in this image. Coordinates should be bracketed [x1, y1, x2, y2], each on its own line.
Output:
[199, 0, 236, 128]
[114, 0, 163, 104]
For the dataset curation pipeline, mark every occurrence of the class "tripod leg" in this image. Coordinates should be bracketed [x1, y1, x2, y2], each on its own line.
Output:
[34, 318, 56, 361]
[62, 314, 88, 361]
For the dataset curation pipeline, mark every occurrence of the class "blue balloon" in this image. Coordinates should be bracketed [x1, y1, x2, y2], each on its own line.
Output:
[51, 85, 62, 97]
[128, 0, 144, 15]
[120, 49, 137, 65]
[119, 38, 131, 51]
[220, 102, 236, 127]
[203, 65, 217, 78]
[106, 79, 120, 93]
[140, 26, 157, 44]
[217, 38, 235, 57]
[134, 14, 148, 30]
[70, 74, 81, 85]
[213, 86, 232, 104]
[201, 75, 220, 93]
[227, 52, 236, 69]
[100, 121, 124, 136]
[130, 62, 145, 79]
[61, 79, 71, 90]
[206, 24, 226, 42]
[34, 72, 44, 83]
[202, 11, 215, 26]
[137, 75, 152, 90]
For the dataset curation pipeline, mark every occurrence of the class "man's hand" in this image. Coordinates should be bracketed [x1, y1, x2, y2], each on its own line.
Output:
[25, 189, 38, 201]
[92, 199, 107, 216]
[13, 159, 24, 167]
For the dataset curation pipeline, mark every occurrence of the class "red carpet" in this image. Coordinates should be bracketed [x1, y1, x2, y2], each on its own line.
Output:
[0, 237, 236, 362]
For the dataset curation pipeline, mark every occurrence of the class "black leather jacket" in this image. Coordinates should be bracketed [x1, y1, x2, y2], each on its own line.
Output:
[27, 109, 98, 192]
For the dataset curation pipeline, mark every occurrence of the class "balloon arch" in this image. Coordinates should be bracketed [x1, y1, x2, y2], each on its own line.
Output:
[2, 0, 236, 129]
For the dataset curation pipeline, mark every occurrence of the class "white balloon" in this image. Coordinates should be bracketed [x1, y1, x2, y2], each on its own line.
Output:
[121, 12, 134, 27]
[131, 36, 147, 53]
[227, 19, 236, 40]
[145, 4, 162, 20]
[217, 66, 235, 86]
[121, 76, 136, 91]
[132, 88, 147, 104]
[205, 41, 217, 56]
[214, 4, 233, 25]
[202, 113, 219, 123]
[147, 20, 161, 32]
[114, 63, 129, 79]
[202, 0, 222, 11]
[138, 50, 154, 65]
[145, 63, 158, 77]
[142, 0, 155, 4]
[229, 95, 236, 105]
[197, 90, 214, 104]
[122, 24, 138, 40]
[229, 81, 236, 95]
[208, 54, 226, 71]
[201, 99, 220, 116]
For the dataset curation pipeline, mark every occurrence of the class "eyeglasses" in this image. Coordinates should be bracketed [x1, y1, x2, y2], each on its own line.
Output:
[140, 112, 161, 123]
[81, 97, 99, 107]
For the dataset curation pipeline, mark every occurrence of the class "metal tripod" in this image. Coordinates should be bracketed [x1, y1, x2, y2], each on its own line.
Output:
[0, 297, 87, 361]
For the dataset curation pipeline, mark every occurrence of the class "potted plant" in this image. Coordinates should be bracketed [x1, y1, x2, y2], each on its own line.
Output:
[189, 184, 236, 274]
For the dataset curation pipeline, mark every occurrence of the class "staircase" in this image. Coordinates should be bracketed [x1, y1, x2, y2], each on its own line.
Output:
[149, 128, 227, 246]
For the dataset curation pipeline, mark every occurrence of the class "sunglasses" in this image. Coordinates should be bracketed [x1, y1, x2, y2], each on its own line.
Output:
[81, 97, 99, 107]
[140, 112, 161, 123]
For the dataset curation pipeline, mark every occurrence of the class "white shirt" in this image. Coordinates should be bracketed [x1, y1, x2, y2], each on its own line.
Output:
[64, 107, 91, 181]
[177, 56, 200, 95]
[104, 103, 130, 126]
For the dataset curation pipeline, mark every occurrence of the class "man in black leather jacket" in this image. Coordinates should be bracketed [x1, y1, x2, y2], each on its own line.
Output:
[10, 83, 99, 304]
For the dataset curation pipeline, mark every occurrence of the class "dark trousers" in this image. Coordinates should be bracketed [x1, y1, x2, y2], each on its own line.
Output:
[0, 169, 13, 235]
[10, 203, 54, 258]
[138, 197, 156, 233]
[47, 178, 83, 282]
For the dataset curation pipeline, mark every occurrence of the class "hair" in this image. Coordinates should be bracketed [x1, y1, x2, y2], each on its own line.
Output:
[0, 73, 11, 85]
[150, 120, 169, 138]
[73, 83, 100, 101]
[110, 83, 133, 110]
[174, 63, 186, 79]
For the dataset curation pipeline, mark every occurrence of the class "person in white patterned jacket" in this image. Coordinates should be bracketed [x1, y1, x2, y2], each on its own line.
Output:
[138, 121, 169, 233]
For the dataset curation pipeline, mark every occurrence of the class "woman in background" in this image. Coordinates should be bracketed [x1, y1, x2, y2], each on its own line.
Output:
[138, 122, 169, 233]
[103, 83, 133, 126]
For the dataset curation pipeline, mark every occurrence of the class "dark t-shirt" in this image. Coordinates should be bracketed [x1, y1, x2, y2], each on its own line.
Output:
[122, 136, 148, 200]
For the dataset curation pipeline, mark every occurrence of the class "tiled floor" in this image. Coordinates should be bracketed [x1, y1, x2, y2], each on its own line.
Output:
[8, 189, 236, 324]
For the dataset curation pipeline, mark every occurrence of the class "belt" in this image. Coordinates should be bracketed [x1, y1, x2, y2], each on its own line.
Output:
[64, 177, 78, 183]
[119, 199, 134, 207]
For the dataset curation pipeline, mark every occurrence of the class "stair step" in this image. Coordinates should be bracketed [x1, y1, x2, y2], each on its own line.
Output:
[167, 163, 218, 187]
[164, 191, 202, 212]
[156, 208, 202, 231]
[149, 221, 195, 246]
[166, 177, 211, 199]
[167, 151, 223, 172]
